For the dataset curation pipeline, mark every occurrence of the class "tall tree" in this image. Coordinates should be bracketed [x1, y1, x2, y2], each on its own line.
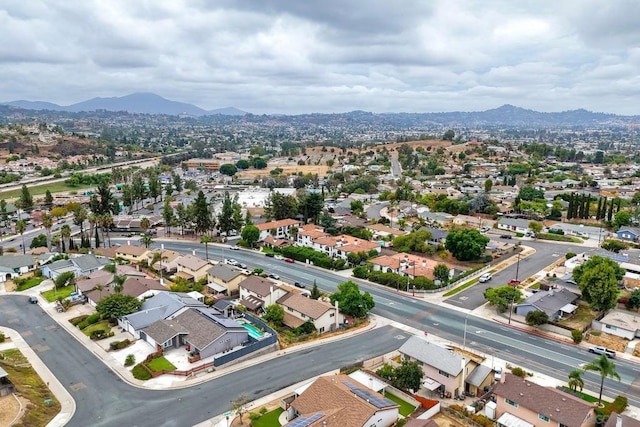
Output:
[162, 199, 174, 235]
[192, 190, 211, 235]
[60, 224, 71, 253]
[573, 256, 624, 311]
[42, 214, 53, 250]
[17, 184, 34, 213]
[15, 219, 27, 254]
[140, 217, 151, 234]
[89, 182, 118, 216]
[241, 225, 259, 248]
[217, 192, 235, 235]
[567, 369, 584, 392]
[299, 191, 324, 224]
[583, 354, 620, 404]
[73, 206, 88, 242]
[264, 192, 298, 221]
[200, 234, 212, 261]
[140, 233, 153, 249]
[43, 190, 54, 210]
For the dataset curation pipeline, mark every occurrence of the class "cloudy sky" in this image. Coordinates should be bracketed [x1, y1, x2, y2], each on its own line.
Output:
[1, 0, 639, 114]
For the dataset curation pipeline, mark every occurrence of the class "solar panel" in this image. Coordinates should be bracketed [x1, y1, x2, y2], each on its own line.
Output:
[286, 412, 324, 427]
[342, 381, 395, 408]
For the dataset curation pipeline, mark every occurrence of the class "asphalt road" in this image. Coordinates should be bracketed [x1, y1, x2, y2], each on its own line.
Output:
[445, 237, 586, 309]
[0, 294, 407, 427]
[148, 240, 640, 406]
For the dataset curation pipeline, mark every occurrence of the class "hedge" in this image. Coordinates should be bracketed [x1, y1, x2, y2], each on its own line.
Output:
[69, 315, 89, 326]
[86, 313, 100, 325]
[597, 396, 628, 420]
[132, 363, 152, 380]
[354, 265, 442, 291]
[280, 246, 347, 270]
[110, 339, 132, 351]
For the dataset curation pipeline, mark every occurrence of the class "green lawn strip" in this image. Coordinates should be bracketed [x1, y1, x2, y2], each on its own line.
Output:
[538, 233, 582, 243]
[16, 276, 45, 291]
[0, 349, 61, 426]
[250, 408, 284, 427]
[0, 182, 94, 199]
[147, 356, 177, 372]
[443, 278, 478, 297]
[41, 284, 75, 302]
[560, 386, 600, 403]
[386, 393, 416, 417]
[82, 320, 112, 337]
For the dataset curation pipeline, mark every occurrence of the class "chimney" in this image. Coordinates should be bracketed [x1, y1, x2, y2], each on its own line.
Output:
[127, 240, 131, 245]
[616, 415, 623, 427]
[192, 250, 196, 256]
[500, 372, 506, 384]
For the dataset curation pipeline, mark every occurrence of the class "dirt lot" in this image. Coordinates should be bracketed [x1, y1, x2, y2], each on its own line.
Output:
[429, 411, 468, 427]
[586, 331, 633, 353]
[0, 394, 28, 426]
[236, 164, 332, 179]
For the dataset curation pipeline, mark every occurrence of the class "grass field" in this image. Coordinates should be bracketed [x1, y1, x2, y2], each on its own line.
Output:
[147, 356, 177, 372]
[41, 285, 75, 302]
[82, 320, 112, 337]
[0, 181, 94, 199]
[250, 408, 284, 427]
[386, 393, 417, 417]
[443, 278, 478, 297]
[15, 276, 45, 291]
[0, 348, 61, 426]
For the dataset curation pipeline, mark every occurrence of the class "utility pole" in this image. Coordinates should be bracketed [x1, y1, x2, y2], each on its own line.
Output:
[508, 295, 515, 325]
[515, 252, 521, 281]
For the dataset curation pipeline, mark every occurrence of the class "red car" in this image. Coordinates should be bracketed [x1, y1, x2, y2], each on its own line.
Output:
[508, 279, 521, 286]
[284, 258, 295, 263]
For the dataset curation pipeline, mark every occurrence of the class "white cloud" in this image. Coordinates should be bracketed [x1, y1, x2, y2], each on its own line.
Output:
[0, 0, 638, 114]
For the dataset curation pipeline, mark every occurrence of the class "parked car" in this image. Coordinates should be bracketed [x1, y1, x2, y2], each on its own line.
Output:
[274, 255, 284, 260]
[479, 273, 492, 283]
[480, 226, 490, 233]
[230, 246, 240, 251]
[564, 279, 577, 286]
[294, 282, 305, 288]
[500, 234, 513, 239]
[284, 258, 295, 263]
[588, 346, 616, 359]
[238, 263, 247, 269]
[226, 259, 239, 266]
[268, 273, 280, 280]
[508, 279, 521, 286]
[29, 296, 38, 304]
[265, 253, 275, 258]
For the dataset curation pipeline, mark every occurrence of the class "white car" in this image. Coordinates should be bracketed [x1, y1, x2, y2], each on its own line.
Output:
[274, 255, 284, 260]
[225, 259, 238, 266]
[479, 273, 492, 283]
[229, 246, 240, 251]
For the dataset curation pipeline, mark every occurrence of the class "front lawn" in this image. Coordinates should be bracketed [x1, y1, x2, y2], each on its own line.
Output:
[386, 393, 417, 417]
[559, 303, 597, 330]
[82, 320, 112, 337]
[560, 386, 601, 403]
[41, 285, 76, 302]
[15, 276, 45, 291]
[147, 356, 176, 372]
[250, 408, 284, 427]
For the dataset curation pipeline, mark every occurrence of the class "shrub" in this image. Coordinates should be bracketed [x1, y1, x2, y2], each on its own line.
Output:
[124, 354, 135, 367]
[77, 321, 89, 330]
[131, 363, 152, 380]
[69, 315, 89, 326]
[571, 329, 583, 344]
[86, 313, 101, 325]
[110, 339, 132, 351]
[352, 265, 369, 279]
[511, 367, 527, 378]
[259, 407, 267, 415]
[565, 252, 576, 259]
[248, 412, 261, 421]
[0, 332, 5, 343]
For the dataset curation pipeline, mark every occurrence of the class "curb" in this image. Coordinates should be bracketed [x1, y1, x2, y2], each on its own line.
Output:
[491, 317, 574, 344]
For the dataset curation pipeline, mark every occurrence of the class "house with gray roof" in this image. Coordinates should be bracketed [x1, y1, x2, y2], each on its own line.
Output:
[497, 217, 530, 234]
[141, 307, 248, 360]
[0, 254, 43, 282]
[119, 291, 205, 336]
[514, 288, 578, 320]
[238, 276, 287, 312]
[206, 264, 249, 295]
[41, 254, 109, 279]
[399, 335, 479, 397]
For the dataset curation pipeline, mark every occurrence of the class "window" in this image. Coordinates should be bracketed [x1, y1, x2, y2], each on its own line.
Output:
[330, 313, 335, 317]
[560, 424, 568, 427]
[505, 398, 518, 408]
[538, 414, 549, 422]
[438, 370, 450, 378]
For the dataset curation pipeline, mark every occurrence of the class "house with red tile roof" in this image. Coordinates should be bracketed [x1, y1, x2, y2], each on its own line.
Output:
[256, 218, 302, 241]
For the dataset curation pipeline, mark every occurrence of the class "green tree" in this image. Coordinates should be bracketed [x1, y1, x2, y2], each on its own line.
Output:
[162, 199, 174, 235]
[140, 233, 153, 249]
[140, 217, 151, 234]
[298, 192, 324, 224]
[392, 230, 433, 254]
[16, 184, 34, 213]
[72, 206, 88, 242]
[60, 224, 71, 252]
[192, 190, 211, 235]
[583, 354, 620, 404]
[525, 310, 549, 325]
[43, 190, 54, 210]
[310, 280, 322, 300]
[96, 294, 143, 320]
[235, 159, 250, 170]
[626, 289, 640, 310]
[148, 173, 161, 203]
[30, 233, 47, 249]
[443, 130, 455, 141]
[42, 214, 53, 250]
[241, 225, 260, 248]
[200, 234, 212, 261]
[263, 304, 284, 325]
[350, 200, 364, 215]
[445, 229, 489, 261]
[89, 181, 118, 215]
[219, 163, 237, 176]
[484, 286, 522, 312]
[329, 281, 374, 318]
[573, 256, 624, 311]
[394, 360, 425, 392]
[172, 172, 182, 193]
[518, 185, 544, 201]
[54, 271, 75, 288]
[613, 210, 631, 229]
[264, 192, 298, 221]
[433, 263, 450, 285]
[217, 191, 236, 235]
[528, 221, 542, 234]
[567, 369, 584, 392]
[484, 179, 493, 193]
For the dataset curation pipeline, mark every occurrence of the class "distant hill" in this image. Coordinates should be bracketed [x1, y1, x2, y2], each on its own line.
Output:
[1, 92, 248, 116]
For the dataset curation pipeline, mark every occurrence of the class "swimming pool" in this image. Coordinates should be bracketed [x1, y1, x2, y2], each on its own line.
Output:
[238, 319, 264, 339]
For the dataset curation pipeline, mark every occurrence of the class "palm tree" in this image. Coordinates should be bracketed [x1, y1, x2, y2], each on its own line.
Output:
[140, 233, 153, 249]
[60, 224, 71, 253]
[140, 217, 151, 234]
[42, 214, 53, 250]
[88, 213, 98, 248]
[112, 274, 126, 294]
[583, 354, 621, 405]
[200, 234, 212, 261]
[73, 206, 87, 241]
[567, 369, 584, 392]
[15, 219, 27, 254]
[101, 214, 114, 247]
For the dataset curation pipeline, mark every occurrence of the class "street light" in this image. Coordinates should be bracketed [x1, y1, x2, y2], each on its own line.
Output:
[515, 252, 521, 281]
[463, 313, 469, 350]
[508, 295, 515, 325]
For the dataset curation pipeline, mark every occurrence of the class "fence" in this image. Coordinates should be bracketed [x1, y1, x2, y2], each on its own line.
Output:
[213, 313, 278, 367]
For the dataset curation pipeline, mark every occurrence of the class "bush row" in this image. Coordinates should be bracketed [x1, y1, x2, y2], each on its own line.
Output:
[353, 265, 444, 291]
[109, 339, 132, 351]
[279, 246, 347, 270]
[69, 315, 89, 326]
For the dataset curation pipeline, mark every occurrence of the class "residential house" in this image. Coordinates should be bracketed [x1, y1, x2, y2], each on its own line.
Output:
[146, 249, 181, 275]
[305, 234, 381, 261]
[276, 293, 344, 333]
[616, 227, 640, 242]
[399, 335, 491, 397]
[369, 253, 447, 281]
[422, 227, 448, 246]
[366, 223, 407, 240]
[417, 211, 455, 227]
[0, 254, 45, 282]
[514, 288, 579, 320]
[120, 277, 166, 300]
[0, 366, 16, 397]
[114, 244, 151, 263]
[285, 374, 399, 427]
[262, 235, 294, 249]
[297, 224, 330, 247]
[41, 254, 110, 279]
[592, 310, 640, 340]
[141, 307, 248, 360]
[175, 254, 211, 282]
[238, 276, 287, 313]
[119, 291, 205, 336]
[492, 373, 596, 427]
[497, 218, 530, 234]
[76, 270, 115, 305]
[256, 218, 302, 241]
[206, 263, 249, 295]
[605, 413, 640, 427]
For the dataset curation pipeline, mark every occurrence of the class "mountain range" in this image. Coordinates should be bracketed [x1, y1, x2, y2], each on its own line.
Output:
[2, 93, 639, 126]
[2, 92, 247, 116]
